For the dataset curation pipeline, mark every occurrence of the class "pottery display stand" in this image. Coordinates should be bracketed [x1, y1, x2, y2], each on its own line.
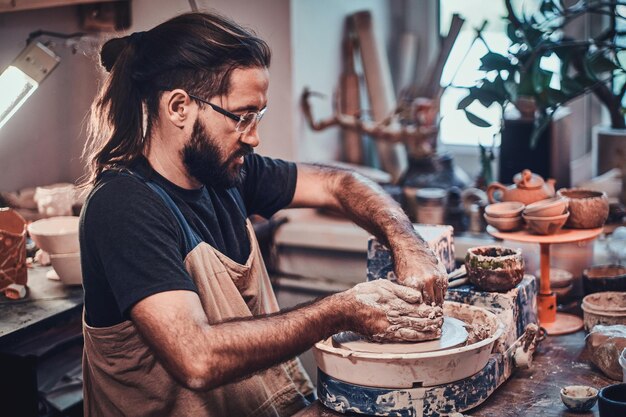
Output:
[487, 226, 603, 335]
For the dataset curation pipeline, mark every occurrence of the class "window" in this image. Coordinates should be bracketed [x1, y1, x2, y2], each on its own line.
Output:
[438, 0, 542, 147]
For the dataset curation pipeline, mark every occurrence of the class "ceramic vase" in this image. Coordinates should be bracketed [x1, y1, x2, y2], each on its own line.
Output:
[0, 208, 27, 290]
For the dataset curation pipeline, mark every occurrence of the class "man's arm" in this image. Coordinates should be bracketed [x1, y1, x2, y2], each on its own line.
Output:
[131, 280, 432, 391]
[288, 163, 448, 304]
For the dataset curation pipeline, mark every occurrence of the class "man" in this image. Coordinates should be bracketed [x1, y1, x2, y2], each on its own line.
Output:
[80, 11, 448, 417]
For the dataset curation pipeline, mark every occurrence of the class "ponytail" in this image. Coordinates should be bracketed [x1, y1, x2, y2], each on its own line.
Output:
[83, 36, 146, 184]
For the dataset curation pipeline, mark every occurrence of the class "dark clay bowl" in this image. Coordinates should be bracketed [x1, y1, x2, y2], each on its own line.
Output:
[465, 246, 524, 292]
[599, 383, 626, 417]
[557, 188, 609, 229]
[584, 265, 626, 295]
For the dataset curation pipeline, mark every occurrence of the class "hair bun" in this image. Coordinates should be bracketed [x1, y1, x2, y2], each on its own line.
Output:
[100, 37, 131, 72]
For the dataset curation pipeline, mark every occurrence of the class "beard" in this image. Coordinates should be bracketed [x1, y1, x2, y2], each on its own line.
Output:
[182, 118, 253, 188]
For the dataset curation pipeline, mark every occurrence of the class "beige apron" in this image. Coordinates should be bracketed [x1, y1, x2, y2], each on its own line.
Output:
[82, 181, 313, 417]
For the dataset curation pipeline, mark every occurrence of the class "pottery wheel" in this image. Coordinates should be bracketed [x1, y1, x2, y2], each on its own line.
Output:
[332, 317, 468, 354]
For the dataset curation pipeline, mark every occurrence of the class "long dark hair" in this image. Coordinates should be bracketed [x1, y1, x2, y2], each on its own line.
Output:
[83, 12, 271, 184]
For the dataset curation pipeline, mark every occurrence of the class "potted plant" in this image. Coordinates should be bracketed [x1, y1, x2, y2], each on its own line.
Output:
[458, 0, 626, 200]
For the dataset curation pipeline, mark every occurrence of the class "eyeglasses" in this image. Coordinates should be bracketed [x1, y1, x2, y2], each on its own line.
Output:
[188, 93, 266, 134]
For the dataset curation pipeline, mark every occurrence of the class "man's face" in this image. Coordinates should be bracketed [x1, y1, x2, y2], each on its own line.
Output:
[181, 118, 253, 188]
[181, 67, 269, 188]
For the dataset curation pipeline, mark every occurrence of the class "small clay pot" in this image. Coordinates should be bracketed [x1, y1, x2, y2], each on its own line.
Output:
[483, 214, 523, 232]
[560, 385, 598, 412]
[582, 292, 626, 331]
[523, 196, 568, 217]
[465, 246, 524, 292]
[584, 265, 626, 295]
[485, 202, 525, 218]
[523, 212, 569, 235]
[557, 188, 609, 229]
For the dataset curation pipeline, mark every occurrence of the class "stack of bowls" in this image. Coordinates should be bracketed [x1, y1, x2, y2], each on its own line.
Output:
[483, 202, 525, 232]
[522, 197, 569, 235]
[27, 216, 82, 285]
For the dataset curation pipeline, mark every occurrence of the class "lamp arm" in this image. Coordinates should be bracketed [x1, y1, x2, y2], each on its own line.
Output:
[27, 30, 87, 45]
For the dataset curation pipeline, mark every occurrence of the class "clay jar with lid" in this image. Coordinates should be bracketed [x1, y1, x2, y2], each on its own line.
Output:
[487, 169, 556, 205]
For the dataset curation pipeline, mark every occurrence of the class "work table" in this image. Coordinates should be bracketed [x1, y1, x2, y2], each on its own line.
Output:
[0, 265, 83, 348]
[298, 331, 613, 417]
[0, 267, 616, 417]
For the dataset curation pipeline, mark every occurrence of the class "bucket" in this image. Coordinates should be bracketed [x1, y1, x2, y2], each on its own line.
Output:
[0, 208, 27, 290]
[582, 292, 626, 331]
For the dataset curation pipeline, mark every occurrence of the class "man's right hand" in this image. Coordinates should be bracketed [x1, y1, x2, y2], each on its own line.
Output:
[340, 279, 444, 343]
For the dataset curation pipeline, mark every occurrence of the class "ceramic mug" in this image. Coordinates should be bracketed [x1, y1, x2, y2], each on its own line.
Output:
[599, 383, 626, 417]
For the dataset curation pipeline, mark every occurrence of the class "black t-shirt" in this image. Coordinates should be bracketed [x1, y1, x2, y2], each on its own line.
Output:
[79, 154, 297, 327]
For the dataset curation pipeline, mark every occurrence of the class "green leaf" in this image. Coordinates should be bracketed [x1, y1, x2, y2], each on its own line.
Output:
[560, 77, 584, 96]
[545, 87, 568, 106]
[587, 51, 621, 75]
[531, 61, 553, 94]
[464, 110, 492, 128]
[540, 0, 561, 15]
[504, 80, 519, 103]
[479, 52, 515, 72]
[507, 23, 522, 44]
[457, 94, 475, 110]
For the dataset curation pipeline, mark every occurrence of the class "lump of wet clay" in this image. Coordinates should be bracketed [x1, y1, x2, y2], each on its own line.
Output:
[371, 303, 444, 343]
[586, 324, 626, 380]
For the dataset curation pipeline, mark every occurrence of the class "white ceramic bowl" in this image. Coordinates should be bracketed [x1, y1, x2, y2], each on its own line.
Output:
[28, 216, 79, 254]
[50, 252, 82, 285]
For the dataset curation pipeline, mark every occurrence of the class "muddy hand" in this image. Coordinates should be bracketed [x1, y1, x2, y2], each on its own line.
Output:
[347, 279, 443, 342]
[396, 255, 448, 306]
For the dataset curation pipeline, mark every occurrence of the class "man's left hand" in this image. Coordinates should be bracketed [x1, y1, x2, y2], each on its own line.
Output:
[394, 247, 448, 306]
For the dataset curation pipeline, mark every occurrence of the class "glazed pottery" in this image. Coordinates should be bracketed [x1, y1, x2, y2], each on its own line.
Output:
[465, 246, 524, 292]
[523, 212, 569, 235]
[484, 201, 525, 218]
[582, 292, 626, 331]
[599, 383, 626, 417]
[28, 216, 79, 254]
[0, 208, 27, 289]
[583, 265, 626, 295]
[487, 169, 556, 205]
[483, 214, 523, 232]
[560, 385, 598, 412]
[523, 197, 568, 217]
[50, 252, 82, 285]
[557, 188, 609, 229]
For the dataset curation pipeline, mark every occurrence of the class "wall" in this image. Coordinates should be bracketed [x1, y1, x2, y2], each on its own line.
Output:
[0, 0, 396, 192]
[291, 0, 393, 163]
[0, 5, 99, 191]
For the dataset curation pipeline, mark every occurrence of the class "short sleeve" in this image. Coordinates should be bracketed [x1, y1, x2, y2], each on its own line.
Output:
[80, 175, 197, 320]
[239, 154, 297, 218]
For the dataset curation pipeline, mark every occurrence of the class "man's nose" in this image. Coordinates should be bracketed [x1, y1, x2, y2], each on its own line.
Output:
[240, 125, 260, 147]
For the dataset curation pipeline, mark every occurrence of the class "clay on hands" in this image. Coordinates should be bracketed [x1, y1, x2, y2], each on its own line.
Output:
[396, 254, 449, 306]
[351, 279, 443, 343]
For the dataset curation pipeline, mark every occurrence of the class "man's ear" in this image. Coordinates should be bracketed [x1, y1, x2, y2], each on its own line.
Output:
[164, 89, 193, 129]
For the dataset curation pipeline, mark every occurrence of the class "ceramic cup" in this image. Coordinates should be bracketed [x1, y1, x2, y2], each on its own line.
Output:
[599, 383, 626, 417]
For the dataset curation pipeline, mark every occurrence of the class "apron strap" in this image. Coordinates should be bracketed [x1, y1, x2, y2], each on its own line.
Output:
[112, 169, 202, 254]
